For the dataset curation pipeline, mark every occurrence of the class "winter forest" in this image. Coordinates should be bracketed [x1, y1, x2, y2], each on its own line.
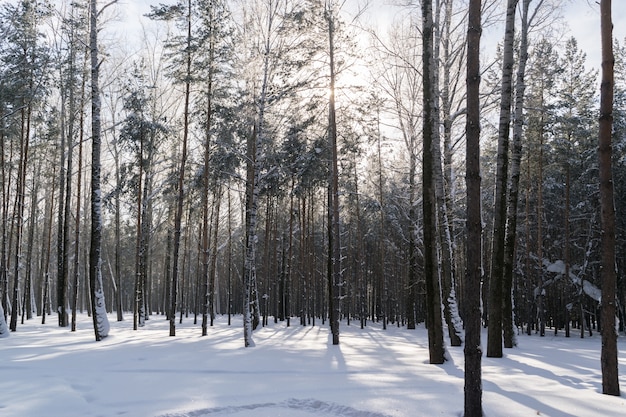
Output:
[0, 0, 625, 415]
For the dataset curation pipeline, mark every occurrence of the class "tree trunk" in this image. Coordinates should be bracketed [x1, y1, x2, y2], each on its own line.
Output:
[503, 0, 531, 349]
[599, 0, 620, 397]
[465, 0, 483, 414]
[326, 1, 341, 346]
[169, 0, 192, 337]
[487, 0, 518, 358]
[88, 0, 111, 341]
[422, 0, 445, 364]
[10, 103, 32, 332]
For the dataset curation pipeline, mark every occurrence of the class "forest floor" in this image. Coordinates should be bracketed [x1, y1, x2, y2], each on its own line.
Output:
[1, 313, 625, 417]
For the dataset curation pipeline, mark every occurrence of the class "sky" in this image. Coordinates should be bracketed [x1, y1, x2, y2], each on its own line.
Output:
[1, 313, 625, 417]
[112, 0, 625, 76]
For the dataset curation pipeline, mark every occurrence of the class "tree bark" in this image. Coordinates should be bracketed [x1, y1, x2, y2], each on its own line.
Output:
[599, 0, 620, 397]
[503, 0, 532, 349]
[89, 0, 111, 341]
[169, 0, 193, 337]
[422, 0, 445, 364]
[465, 0, 483, 414]
[487, 0, 518, 358]
[326, 1, 341, 346]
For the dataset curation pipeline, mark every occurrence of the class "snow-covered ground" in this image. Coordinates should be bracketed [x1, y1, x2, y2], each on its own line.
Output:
[1, 314, 625, 417]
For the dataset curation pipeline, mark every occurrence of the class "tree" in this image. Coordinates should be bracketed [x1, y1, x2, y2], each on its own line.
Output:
[2, 0, 51, 332]
[465, 0, 483, 414]
[88, 0, 112, 341]
[598, 0, 620, 397]
[502, 0, 535, 349]
[487, 0, 518, 358]
[422, 0, 445, 364]
[325, 0, 341, 346]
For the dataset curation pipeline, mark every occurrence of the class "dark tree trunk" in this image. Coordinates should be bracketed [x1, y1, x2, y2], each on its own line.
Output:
[487, 0, 518, 358]
[326, 1, 341, 346]
[465, 0, 483, 414]
[170, 0, 192, 337]
[422, 0, 445, 364]
[503, 0, 532, 349]
[599, 0, 620, 397]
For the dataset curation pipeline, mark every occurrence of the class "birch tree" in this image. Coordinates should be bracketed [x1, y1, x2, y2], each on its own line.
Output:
[487, 0, 518, 358]
[422, 0, 445, 364]
[88, 0, 112, 341]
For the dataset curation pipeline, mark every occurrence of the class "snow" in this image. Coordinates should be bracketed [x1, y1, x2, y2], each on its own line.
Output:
[1, 314, 625, 417]
[545, 259, 602, 302]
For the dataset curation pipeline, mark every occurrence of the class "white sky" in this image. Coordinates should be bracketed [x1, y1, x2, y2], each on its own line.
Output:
[112, 0, 625, 74]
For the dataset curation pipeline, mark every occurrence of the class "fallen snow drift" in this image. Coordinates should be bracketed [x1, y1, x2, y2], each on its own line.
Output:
[1, 314, 625, 417]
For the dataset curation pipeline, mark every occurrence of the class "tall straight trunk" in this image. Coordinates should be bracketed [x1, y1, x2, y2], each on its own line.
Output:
[41, 166, 56, 324]
[0, 106, 8, 323]
[170, 0, 192, 337]
[22, 164, 40, 323]
[599, 0, 620, 397]
[537, 111, 545, 337]
[487, 0, 518, 358]
[286, 180, 295, 327]
[111, 104, 123, 322]
[227, 184, 233, 326]
[71, 103, 84, 332]
[376, 111, 385, 331]
[209, 188, 222, 327]
[243, 122, 257, 347]
[88, 0, 111, 341]
[10, 105, 32, 332]
[57, 91, 68, 328]
[326, 1, 341, 346]
[406, 139, 418, 330]
[422, 0, 445, 364]
[465, 0, 483, 414]
[503, 0, 531, 349]
[134, 130, 144, 331]
[243, 0, 282, 346]
[433, 0, 462, 346]
[201, 21, 214, 334]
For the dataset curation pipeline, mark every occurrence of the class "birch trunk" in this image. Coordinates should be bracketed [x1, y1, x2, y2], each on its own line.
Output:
[89, 0, 111, 341]
[503, 0, 531, 348]
[487, 0, 518, 358]
[422, 0, 445, 364]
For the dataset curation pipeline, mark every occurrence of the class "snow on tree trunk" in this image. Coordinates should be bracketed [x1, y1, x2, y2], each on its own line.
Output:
[0, 304, 9, 338]
[432, 0, 462, 347]
[89, 0, 111, 341]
